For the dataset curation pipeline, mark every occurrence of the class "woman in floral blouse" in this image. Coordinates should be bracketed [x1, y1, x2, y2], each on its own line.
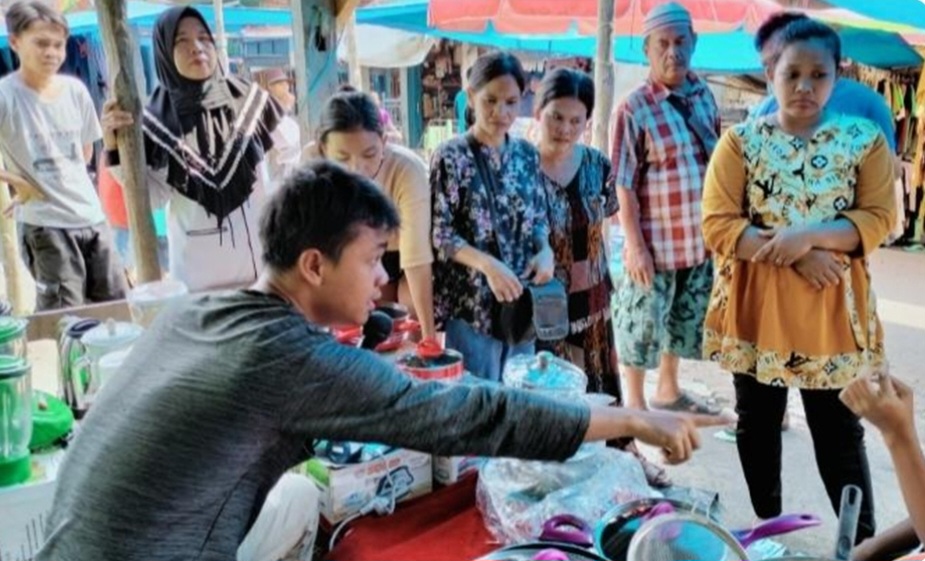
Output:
[702, 19, 895, 540]
[430, 52, 555, 381]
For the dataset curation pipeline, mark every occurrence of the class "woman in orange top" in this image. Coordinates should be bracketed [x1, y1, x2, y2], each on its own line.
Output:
[702, 19, 894, 541]
[302, 92, 435, 339]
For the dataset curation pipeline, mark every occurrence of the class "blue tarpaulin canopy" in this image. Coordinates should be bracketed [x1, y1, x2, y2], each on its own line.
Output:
[0, 2, 292, 46]
[356, 0, 921, 72]
[821, 0, 925, 30]
[1, 0, 918, 71]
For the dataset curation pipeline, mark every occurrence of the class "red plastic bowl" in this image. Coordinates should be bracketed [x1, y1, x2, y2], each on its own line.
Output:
[396, 348, 465, 382]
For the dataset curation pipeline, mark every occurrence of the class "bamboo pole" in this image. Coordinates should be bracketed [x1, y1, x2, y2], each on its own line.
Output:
[592, 0, 616, 154]
[96, 0, 162, 283]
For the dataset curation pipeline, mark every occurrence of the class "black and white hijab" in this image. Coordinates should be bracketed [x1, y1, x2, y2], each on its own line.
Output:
[142, 6, 281, 225]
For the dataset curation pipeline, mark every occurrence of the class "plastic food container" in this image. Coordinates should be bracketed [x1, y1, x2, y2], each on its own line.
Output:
[127, 279, 189, 328]
[502, 351, 588, 398]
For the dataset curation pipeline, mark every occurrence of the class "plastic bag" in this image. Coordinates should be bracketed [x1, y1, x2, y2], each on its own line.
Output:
[476, 445, 659, 545]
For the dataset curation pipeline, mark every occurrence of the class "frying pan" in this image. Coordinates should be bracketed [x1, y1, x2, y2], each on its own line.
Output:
[569, 498, 819, 561]
[625, 511, 749, 561]
[594, 498, 710, 560]
[476, 542, 608, 561]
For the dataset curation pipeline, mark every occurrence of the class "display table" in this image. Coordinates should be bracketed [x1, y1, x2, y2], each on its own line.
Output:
[326, 475, 498, 561]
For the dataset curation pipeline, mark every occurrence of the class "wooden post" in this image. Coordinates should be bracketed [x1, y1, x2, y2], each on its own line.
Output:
[0, 156, 33, 315]
[461, 44, 479, 88]
[291, 0, 340, 143]
[96, 0, 162, 283]
[345, 13, 363, 88]
[591, 0, 615, 154]
[399, 68, 410, 142]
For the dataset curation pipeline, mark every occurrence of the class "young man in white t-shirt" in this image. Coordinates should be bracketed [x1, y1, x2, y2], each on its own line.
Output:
[0, 1, 125, 310]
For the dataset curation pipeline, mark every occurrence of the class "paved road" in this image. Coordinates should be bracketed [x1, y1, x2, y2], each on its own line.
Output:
[635, 247, 925, 557]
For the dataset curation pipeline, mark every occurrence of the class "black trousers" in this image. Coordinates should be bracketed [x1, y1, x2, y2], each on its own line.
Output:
[733, 374, 876, 542]
[22, 224, 127, 311]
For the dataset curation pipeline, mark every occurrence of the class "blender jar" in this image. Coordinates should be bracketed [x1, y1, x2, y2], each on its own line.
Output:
[0, 356, 32, 486]
[0, 317, 28, 359]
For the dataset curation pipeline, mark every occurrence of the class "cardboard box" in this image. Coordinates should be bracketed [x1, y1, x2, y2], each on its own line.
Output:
[0, 451, 65, 561]
[433, 455, 485, 485]
[306, 448, 432, 524]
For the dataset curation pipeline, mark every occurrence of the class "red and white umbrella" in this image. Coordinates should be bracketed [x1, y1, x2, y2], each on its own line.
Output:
[431, 0, 793, 35]
[427, 0, 913, 37]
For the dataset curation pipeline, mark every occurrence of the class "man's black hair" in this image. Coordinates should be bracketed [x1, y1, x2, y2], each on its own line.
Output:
[260, 160, 400, 270]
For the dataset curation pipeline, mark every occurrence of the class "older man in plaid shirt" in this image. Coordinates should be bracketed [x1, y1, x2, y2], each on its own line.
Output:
[611, 2, 720, 416]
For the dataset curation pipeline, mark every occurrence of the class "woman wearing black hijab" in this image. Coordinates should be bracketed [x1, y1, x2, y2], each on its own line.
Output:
[102, 6, 282, 291]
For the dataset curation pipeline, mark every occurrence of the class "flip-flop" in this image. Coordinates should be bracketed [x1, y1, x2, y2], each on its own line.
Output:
[714, 427, 737, 443]
[651, 391, 722, 416]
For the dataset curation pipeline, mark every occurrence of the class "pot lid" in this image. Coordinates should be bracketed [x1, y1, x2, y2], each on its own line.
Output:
[504, 351, 587, 393]
[0, 355, 29, 378]
[82, 319, 144, 350]
[0, 316, 27, 344]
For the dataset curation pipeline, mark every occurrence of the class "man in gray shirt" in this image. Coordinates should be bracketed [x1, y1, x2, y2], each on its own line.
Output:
[38, 160, 722, 560]
[0, 1, 124, 310]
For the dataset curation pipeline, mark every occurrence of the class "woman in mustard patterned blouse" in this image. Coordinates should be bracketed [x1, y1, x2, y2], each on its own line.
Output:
[702, 19, 895, 540]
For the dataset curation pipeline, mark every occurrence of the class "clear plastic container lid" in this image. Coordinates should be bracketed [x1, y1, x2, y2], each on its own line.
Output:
[502, 351, 588, 396]
[82, 320, 143, 351]
[128, 279, 189, 303]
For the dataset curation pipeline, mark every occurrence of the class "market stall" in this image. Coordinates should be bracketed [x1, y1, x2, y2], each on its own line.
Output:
[4, 1, 925, 560]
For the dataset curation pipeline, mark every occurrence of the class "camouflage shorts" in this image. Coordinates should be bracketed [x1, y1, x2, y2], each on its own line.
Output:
[614, 261, 713, 370]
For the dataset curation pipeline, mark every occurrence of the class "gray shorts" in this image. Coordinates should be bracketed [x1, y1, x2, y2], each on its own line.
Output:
[22, 223, 127, 311]
[614, 261, 713, 369]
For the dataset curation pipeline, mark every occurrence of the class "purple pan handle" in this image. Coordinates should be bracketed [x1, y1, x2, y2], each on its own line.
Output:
[532, 549, 571, 561]
[644, 501, 677, 521]
[733, 513, 823, 548]
[540, 514, 594, 547]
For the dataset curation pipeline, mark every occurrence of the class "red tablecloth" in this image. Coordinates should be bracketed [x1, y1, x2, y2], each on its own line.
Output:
[326, 475, 500, 561]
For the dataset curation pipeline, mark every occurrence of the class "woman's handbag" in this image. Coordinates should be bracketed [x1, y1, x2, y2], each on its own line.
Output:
[465, 134, 569, 345]
[494, 278, 570, 345]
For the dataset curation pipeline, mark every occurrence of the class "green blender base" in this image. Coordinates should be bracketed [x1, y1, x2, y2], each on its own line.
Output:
[0, 454, 31, 487]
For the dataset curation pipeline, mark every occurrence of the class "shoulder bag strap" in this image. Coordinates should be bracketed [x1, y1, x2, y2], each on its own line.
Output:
[465, 133, 507, 245]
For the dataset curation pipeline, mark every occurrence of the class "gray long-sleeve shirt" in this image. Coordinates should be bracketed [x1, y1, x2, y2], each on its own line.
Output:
[38, 290, 589, 560]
